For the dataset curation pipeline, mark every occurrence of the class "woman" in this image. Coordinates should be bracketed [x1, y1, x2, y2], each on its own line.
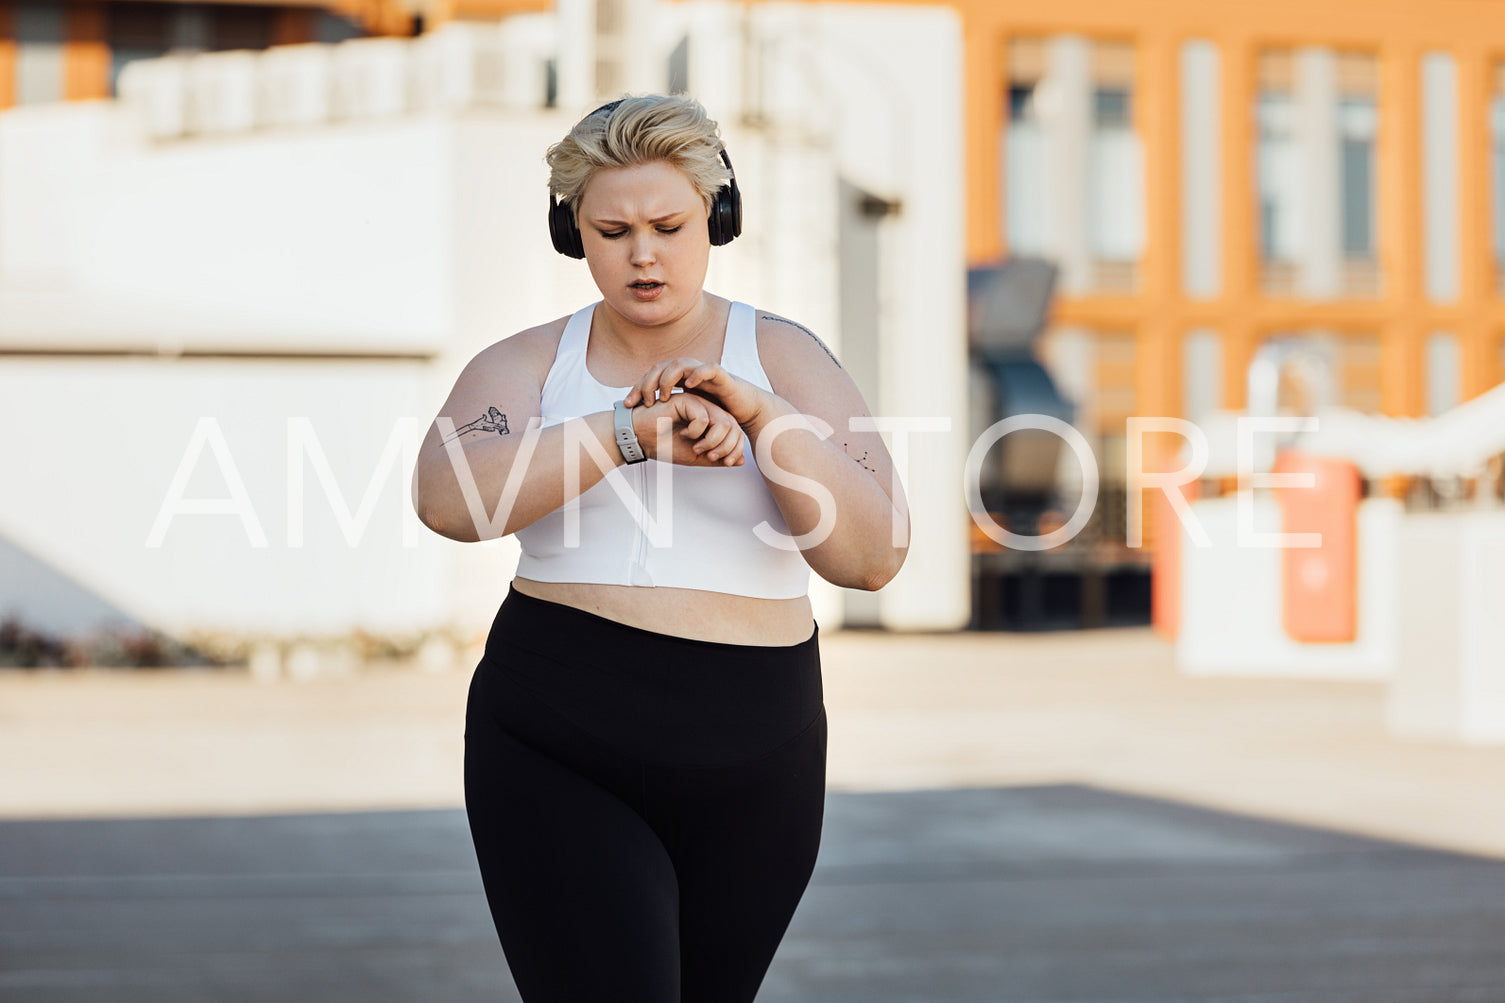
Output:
[412, 94, 909, 1003]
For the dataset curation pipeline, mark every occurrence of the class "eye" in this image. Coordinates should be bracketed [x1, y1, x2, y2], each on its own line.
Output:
[658, 224, 683, 234]
[598, 229, 627, 239]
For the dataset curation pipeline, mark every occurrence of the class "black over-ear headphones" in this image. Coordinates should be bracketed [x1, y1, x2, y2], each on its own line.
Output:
[548, 99, 743, 259]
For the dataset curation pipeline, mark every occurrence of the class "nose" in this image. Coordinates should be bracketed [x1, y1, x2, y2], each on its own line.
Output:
[628, 230, 656, 266]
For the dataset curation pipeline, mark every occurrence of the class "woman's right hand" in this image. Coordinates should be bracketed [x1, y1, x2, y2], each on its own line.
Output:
[631, 392, 746, 467]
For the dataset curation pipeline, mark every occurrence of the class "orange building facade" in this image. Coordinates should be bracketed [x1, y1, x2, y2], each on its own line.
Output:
[944, 0, 1505, 439]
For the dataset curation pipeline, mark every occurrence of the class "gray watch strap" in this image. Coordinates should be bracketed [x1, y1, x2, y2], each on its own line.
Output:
[613, 399, 646, 464]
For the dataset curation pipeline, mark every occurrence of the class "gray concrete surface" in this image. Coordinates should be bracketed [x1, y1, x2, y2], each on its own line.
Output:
[2, 789, 1503, 1002]
[3, 626, 1505, 1000]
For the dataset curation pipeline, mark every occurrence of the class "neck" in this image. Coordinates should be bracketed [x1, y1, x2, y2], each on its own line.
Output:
[595, 293, 723, 365]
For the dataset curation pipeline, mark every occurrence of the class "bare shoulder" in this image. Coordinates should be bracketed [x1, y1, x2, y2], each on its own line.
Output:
[430, 315, 572, 430]
[752, 307, 877, 426]
[464, 314, 570, 384]
[754, 309, 844, 377]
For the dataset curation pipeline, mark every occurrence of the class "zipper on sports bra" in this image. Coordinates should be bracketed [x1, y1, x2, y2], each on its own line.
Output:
[631, 460, 650, 584]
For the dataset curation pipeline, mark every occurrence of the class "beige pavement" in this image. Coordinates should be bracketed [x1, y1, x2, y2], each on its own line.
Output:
[2, 627, 1503, 860]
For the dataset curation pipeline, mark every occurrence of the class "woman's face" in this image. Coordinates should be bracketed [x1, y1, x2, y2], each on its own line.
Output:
[576, 159, 712, 329]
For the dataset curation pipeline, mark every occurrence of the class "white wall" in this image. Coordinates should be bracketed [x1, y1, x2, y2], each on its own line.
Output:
[1176, 494, 1400, 679]
[0, 105, 597, 354]
[1389, 511, 1505, 744]
[0, 5, 971, 641]
[0, 356, 501, 638]
[739, 3, 969, 630]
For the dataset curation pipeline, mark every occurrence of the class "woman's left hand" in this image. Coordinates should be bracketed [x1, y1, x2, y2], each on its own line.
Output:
[622, 358, 769, 428]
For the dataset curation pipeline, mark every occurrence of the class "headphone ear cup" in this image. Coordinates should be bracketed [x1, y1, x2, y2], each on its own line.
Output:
[550, 99, 624, 259]
[708, 149, 742, 247]
[548, 195, 585, 259]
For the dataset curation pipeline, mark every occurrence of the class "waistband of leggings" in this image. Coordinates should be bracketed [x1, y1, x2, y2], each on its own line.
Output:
[488, 586, 819, 662]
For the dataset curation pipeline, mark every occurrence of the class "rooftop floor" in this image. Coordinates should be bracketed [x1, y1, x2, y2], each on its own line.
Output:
[3, 626, 1502, 859]
[2, 627, 1503, 1001]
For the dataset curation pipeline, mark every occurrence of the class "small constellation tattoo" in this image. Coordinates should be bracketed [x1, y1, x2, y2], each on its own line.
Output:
[440, 406, 510, 444]
[843, 441, 876, 473]
[761, 313, 843, 369]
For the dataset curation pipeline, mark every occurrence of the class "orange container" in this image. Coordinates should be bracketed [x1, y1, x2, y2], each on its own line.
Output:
[1272, 453, 1361, 643]
[1150, 477, 1199, 640]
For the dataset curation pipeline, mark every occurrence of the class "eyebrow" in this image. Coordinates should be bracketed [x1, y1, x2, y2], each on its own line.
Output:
[589, 212, 687, 227]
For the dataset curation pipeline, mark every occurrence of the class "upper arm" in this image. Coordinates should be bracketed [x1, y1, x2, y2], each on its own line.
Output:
[755, 311, 904, 509]
[415, 319, 561, 474]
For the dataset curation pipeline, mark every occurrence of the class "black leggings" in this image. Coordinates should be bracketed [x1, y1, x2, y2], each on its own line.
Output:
[464, 588, 827, 1003]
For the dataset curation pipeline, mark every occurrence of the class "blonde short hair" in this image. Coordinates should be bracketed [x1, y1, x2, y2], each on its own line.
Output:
[545, 94, 732, 220]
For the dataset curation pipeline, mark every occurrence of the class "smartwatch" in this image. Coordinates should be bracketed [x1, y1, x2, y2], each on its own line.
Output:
[613, 399, 646, 464]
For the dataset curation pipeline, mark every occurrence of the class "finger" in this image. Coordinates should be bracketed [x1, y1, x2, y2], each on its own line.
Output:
[651, 364, 679, 404]
[722, 426, 745, 465]
[682, 363, 722, 391]
[703, 421, 741, 462]
[623, 371, 647, 407]
[710, 427, 746, 463]
[652, 360, 695, 404]
[659, 373, 680, 405]
[623, 365, 661, 407]
[658, 358, 700, 404]
[693, 418, 731, 455]
[679, 397, 710, 440]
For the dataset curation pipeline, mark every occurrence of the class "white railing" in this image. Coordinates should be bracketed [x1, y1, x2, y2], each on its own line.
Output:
[117, 24, 548, 141]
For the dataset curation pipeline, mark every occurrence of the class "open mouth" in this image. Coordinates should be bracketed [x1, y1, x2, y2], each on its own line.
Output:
[631, 280, 663, 290]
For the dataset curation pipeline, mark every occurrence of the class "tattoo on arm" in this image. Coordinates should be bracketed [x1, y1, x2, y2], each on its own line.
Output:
[440, 406, 510, 444]
[843, 441, 876, 473]
[761, 313, 843, 369]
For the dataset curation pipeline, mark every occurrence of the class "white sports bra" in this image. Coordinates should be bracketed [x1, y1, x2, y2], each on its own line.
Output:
[513, 300, 812, 599]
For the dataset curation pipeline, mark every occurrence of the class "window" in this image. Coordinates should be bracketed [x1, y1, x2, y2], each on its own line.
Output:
[1087, 41, 1142, 291]
[1008, 83, 1036, 121]
[1336, 53, 1380, 295]
[1256, 52, 1299, 292]
[1001, 36, 1141, 291]
[1089, 82, 1141, 269]
[1003, 38, 1049, 257]
[1339, 96, 1377, 259]
[1093, 87, 1130, 125]
[1256, 49, 1380, 297]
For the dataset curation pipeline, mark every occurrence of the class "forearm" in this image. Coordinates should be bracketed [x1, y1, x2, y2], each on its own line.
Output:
[744, 395, 909, 590]
[412, 411, 625, 542]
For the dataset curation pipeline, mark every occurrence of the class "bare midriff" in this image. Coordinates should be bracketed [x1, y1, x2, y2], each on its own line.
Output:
[511, 577, 815, 646]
